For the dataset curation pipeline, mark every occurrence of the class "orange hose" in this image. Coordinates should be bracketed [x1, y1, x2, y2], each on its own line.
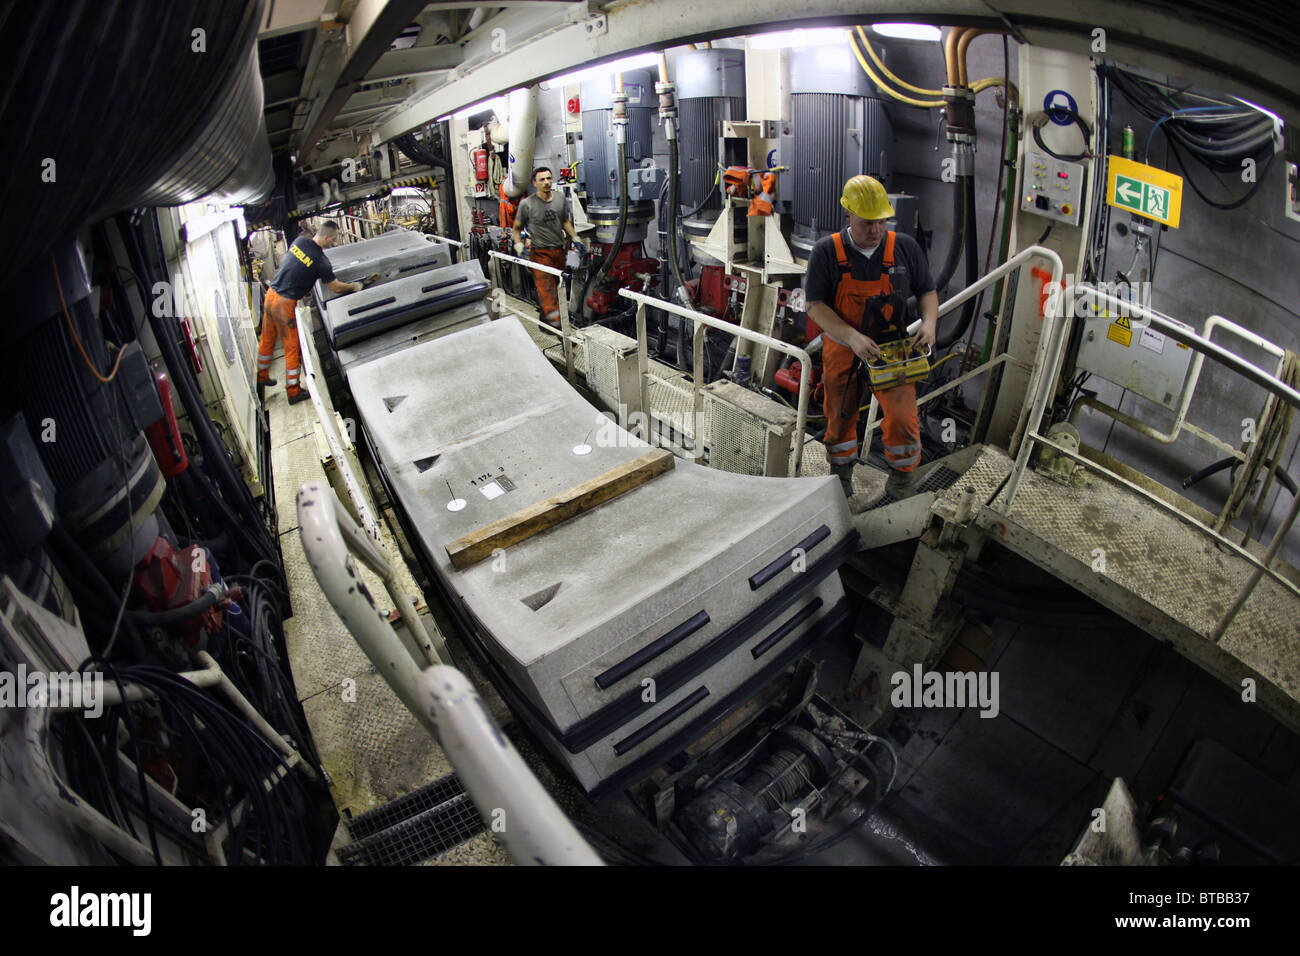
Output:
[52, 253, 124, 384]
[957, 29, 998, 86]
[943, 27, 965, 86]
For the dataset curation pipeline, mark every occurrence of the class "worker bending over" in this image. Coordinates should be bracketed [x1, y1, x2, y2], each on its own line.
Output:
[259, 220, 361, 404]
[512, 167, 583, 326]
[804, 175, 939, 501]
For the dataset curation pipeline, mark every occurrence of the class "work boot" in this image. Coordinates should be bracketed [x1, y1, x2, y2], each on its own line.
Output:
[830, 461, 856, 497]
[885, 467, 918, 500]
[257, 377, 278, 387]
[287, 390, 311, 406]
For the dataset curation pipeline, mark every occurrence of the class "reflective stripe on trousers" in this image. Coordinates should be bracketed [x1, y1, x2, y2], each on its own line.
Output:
[259, 288, 303, 395]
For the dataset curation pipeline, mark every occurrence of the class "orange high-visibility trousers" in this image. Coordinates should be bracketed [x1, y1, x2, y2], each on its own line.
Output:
[821, 346, 921, 474]
[258, 288, 303, 397]
[873, 382, 922, 473]
[820, 230, 921, 473]
[529, 247, 566, 323]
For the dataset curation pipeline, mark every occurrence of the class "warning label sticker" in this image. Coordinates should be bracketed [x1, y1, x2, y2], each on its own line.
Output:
[1139, 327, 1165, 353]
[1107, 314, 1133, 347]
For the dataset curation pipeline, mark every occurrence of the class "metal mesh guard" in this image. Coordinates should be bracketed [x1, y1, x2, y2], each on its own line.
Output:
[705, 394, 769, 475]
[337, 773, 487, 866]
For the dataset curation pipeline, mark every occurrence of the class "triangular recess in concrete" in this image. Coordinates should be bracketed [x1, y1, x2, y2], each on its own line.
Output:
[520, 582, 562, 611]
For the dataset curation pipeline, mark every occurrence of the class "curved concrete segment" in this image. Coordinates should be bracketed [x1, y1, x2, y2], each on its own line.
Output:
[348, 317, 857, 796]
[315, 243, 454, 305]
[323, 260, 489, 348]
[322, 228, 436, 271]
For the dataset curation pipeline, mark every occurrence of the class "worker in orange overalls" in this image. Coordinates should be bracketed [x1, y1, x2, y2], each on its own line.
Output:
[259, 220, 361, 404]
[511, 167, 584, 326]
[803, 176, 939, 500]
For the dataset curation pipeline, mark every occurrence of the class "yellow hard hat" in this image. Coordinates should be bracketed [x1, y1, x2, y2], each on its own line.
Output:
[840, 175, 894, 220]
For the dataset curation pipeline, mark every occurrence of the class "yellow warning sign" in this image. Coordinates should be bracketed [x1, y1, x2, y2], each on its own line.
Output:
[1107, 314, 1133, 347]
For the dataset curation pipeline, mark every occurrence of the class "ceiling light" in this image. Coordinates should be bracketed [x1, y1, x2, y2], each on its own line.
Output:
[748, 28, 849, 50]
[871, 23, 943, 42]
[453, 95, 510, 119]
[541, 52, 660, 90]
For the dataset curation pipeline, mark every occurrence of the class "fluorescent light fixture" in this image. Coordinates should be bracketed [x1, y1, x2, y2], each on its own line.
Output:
[541, 52, 660, 90]
[871, 23, 943, 42]
[453, 94, 510, 119]
[748, 27, 849, 50]
[1230, 94, 1284, 130]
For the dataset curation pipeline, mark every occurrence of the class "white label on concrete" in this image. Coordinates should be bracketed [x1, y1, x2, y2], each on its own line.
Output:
[1139, 327, 1165, 353]
[479, 481, 505, 500]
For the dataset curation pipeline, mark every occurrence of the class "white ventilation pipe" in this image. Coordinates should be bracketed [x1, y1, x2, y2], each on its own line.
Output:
[502, 86, 539, 200]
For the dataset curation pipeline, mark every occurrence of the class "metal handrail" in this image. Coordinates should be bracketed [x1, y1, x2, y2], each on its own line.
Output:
[296, 481, 602, 866]
[487, 249, 575, 383]
[863, 244, 1065, 451]
[1002, 281, 1300, 640]
[617, 287, 815, 475]
[296, 300, 443, 664]
[481, 245, 1065, 477]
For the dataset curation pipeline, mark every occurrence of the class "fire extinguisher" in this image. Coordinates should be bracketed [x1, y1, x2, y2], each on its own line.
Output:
[472, 148, 489, 183]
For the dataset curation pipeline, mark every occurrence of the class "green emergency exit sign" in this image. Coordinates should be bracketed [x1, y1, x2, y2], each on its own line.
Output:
[1106, 155, 1183, 227]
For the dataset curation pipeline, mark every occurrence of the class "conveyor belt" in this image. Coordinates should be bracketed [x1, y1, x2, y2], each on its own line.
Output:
[347, 318, 856, 797]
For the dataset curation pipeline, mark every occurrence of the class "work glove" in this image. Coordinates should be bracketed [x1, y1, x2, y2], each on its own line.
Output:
[514, 241, 525, 257]
[571, 240, 586, 256]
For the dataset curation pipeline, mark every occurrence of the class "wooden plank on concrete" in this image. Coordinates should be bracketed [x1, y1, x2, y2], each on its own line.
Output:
[446, 450, 675, 569]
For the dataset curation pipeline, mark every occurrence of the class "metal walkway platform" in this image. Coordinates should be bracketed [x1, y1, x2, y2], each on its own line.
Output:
[266, 306, 510, 865]
[972, 447, 1300, 736]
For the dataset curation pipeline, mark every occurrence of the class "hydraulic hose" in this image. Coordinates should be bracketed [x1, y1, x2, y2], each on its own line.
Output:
[934, 175, 968, 292]
[937, 174, 979, 349]
[587, 138, 631, 323]
[848, 30, 943, 108]
[128, 585, 228, 627]
[598, 141, 630, 278]
[119, 214, 278, 569]
[854, 27, 943, 97]
[667, 137, 691, 303]
[1183, 456, 1297, 496]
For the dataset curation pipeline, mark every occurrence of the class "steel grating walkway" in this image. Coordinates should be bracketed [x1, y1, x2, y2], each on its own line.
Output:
[268, 303, 511, 865]
[973, 447, 1300, 736]
[336, 773, 487, 866]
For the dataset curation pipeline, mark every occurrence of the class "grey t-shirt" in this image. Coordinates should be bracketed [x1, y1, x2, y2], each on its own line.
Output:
[516, 191, 571, 249]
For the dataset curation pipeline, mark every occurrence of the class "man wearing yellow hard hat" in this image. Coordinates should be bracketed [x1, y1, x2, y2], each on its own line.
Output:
[803, 174, 939, 502]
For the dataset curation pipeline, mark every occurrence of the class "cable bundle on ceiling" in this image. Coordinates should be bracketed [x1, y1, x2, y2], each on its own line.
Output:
[394, 130, 452, 171]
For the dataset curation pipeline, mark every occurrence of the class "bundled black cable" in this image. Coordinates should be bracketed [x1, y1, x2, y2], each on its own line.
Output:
[1100, 64, 1277, 209]
[393, 131, 452, 172]
[63, 657, 327, 865]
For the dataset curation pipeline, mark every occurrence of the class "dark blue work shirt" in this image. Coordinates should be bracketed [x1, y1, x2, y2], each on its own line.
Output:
[270, 237, 336, 299]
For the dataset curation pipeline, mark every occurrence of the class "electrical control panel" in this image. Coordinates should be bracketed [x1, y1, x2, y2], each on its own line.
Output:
[1075, 307, 1195, 410]
[1020, 148, 1086, 226]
